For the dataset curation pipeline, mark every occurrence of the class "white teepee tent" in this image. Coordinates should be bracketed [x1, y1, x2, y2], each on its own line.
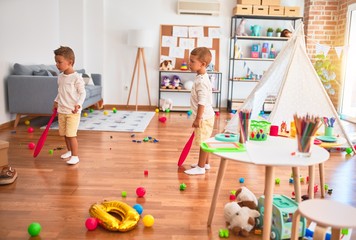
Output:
[225, 23, 355, 152]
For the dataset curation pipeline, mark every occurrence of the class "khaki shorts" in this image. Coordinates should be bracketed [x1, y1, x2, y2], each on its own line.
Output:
[58, 113, 80, 137]
[194, 117, 215, 146]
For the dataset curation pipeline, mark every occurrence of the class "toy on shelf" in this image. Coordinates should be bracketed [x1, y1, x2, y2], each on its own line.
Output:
[161, 76, 172, 89]
[261, 42, 269, 59]
[180, 61, 188, 70]
[159, 98, 173, 112]
[250, 25, 261, 37]
[235, 18, 248, 36]
[171, 75, 182, 90]
[160, 60, 173, 70]
[251, 44, 259, 58]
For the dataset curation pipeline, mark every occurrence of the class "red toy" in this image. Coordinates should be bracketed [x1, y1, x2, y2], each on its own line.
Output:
[33, 108, 57, 157]
[177, 132, 195, 166]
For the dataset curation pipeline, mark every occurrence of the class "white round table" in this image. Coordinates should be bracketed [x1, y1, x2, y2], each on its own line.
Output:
[206, 136, 330, 240]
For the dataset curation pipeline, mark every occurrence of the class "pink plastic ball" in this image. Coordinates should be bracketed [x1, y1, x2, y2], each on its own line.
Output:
[158, 117, 167, 123]
[27, 127, 34, 133]
[136, 187, 146, 197]
[28, 142, 35, 149]
[85, 217, 98, 231]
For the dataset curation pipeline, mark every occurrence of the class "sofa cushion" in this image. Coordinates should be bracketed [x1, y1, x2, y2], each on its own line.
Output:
[85, 85, 102, 100]
[33, 70, 52, 76]
[13, 63, 42, 75]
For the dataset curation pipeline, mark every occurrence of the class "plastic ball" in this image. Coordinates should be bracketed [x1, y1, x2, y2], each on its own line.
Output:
[158, 117, 167, 123]
[133, 204, 143, 215]
[165, 109, 170, 113]
[345, 147, 352, 154]
[83, 112, 88, 117]
[215, 111, 220, 116]
[142, 214, 154, 227]
[89, 108, 94, 113]
[275, 178, 281, 184]
[179, 183, 187, 191]
[28, 222, 41, 237]
[48, 149, 54, 155]
[28, 142, 35, 149]
[122, 191, 127, 197]
[183, 80, 194, 91]
[27, 127, 34, 133]
[85, 217, 98, 231]
[103, 111, 108, 115]
[187, 111, 192, 116]
[155, 108, 159, 113]
[239, 177, 245, 183]
[229, 194, 236, 201]
[136, 187, 146, 197]
[24, 120, 30, 126]
[144, 170, 148, 176]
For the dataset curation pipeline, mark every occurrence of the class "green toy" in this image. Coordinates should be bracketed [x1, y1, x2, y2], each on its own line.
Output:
[28, 222, 41, 237]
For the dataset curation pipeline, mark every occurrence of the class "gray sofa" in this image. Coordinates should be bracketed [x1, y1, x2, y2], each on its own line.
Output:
[7, 63, 103, 127]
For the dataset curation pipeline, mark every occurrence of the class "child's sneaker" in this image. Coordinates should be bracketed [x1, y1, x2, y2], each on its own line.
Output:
[61, 151, 72, 159]
[66, 156, 79, 165]
[0, 166, 18, 185]
[190, 163, 211, 170]
[184, 166, 206, 175]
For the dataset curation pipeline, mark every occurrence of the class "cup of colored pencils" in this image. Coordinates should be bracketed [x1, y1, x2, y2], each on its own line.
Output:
[238, 109, 251, 144]
[293, 114, 322, 157]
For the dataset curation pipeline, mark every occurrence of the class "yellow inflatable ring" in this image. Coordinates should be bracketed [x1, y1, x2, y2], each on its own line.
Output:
[89, 200, 140, 232]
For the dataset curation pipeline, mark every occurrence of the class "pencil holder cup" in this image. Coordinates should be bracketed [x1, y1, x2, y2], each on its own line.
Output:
[324, 126, 333, 136]
[239, 119, 250, 144]
[249, 120, 271, 141]
[296, 135, 314, 157]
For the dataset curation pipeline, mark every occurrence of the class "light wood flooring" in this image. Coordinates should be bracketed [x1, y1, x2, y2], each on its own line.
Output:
[0, 111, 355, 240]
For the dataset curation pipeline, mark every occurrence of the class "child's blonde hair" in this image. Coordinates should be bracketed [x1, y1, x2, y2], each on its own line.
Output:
[54, 46, 75, 64]
[191, 47, 212, 65]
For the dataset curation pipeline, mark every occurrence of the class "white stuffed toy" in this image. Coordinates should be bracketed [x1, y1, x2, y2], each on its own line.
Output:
[159, 98, 173, 112]
[224, 202, 260, 237]
[235, 18, 248, 36]
[235, 186, 258, 210]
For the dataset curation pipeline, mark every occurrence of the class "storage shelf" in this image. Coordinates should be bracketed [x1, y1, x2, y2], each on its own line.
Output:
[232, 15, 303, 21]
[233, 36, 289, 41]
[231, 57, 275, 61]
[160, 88, 221, 93]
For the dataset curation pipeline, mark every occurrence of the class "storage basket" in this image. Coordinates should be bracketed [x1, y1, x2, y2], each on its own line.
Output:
[249, 120, 271, 141]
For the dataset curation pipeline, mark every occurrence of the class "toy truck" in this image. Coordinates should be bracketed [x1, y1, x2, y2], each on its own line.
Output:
[256, 194, 306, 239]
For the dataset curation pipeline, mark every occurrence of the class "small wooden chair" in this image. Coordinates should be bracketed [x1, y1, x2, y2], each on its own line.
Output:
[291, 199, 356, 240]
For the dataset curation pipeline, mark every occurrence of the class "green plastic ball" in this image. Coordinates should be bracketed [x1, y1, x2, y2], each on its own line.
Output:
[89, 108, 94, 113]
[48, 149, 54, 155]
[122, 191, 127, 197]
[345, 147, 352, 154]
[180, 183, 187, 191]
[275, 178, 281, 184]
[165, 109, 170, 113]
[28, 222, 41, 237]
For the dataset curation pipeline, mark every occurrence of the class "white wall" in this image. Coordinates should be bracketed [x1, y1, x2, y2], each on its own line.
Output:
[0, 0, 303, 125]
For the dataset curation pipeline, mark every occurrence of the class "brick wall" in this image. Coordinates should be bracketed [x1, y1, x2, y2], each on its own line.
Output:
[303, 0, 356, 109]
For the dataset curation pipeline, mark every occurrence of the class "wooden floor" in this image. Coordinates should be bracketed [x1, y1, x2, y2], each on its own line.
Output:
[0, 111, 356, 240]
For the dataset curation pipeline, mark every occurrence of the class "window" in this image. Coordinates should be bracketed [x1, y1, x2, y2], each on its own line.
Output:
[340, 4, 356, 122]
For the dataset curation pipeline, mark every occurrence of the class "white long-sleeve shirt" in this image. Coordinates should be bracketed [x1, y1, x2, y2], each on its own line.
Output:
[190, 73, 215, 120]
[54, 72, 86, 114]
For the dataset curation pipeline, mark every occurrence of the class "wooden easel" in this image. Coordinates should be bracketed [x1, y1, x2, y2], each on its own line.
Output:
[126, 47, 151, 111]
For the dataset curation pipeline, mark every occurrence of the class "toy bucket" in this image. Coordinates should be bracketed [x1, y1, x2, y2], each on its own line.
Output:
[249, 120, 271, 141]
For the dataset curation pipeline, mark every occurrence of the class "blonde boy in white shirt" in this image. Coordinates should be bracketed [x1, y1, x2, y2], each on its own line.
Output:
[53, 46, 86, 165]
[185, 47, 215, 175]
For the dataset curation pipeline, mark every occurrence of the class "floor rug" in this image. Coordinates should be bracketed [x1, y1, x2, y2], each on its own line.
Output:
[44, 110, 155, 132]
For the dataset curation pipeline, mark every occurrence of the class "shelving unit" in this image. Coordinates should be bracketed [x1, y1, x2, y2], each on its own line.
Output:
[158, 70, 222, 112]
[227, 14, 303, 112]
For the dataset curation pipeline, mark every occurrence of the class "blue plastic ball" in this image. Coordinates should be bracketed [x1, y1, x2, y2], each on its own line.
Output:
[239, 177, 245, 183]
[133, 203, 143, 215]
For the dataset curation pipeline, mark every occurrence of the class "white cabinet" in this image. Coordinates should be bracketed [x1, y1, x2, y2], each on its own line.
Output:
[227, 15, 303, 112]
[158, 70, 222, 112]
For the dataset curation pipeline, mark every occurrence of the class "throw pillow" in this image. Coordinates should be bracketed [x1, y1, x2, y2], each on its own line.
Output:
[13, 63, 42, 75]
[33, 70, 52, 76]
[82, 73, 95, 86]
[48, 70, 58, 76]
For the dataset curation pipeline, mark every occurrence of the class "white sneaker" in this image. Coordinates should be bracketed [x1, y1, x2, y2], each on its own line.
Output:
[66, 156, 79, 165]
[184, 166, 206, 175]
[190, 163, 211, 170]
[61, 151, 72, 159]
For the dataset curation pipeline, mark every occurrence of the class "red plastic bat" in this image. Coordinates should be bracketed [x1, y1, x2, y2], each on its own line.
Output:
[33, 108, 57, 158]
[177, 132, 195, 167]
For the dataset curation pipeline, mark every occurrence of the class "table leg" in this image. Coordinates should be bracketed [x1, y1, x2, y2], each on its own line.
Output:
[319, 162, 325, 198]
[207, 158, 228, 227]
[292, 167, 301, 203]
[262, 166, 275, 240]
[331, 228, 341, 240]
[291, 209, 301, 240]
[308, 165, 315, 199]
